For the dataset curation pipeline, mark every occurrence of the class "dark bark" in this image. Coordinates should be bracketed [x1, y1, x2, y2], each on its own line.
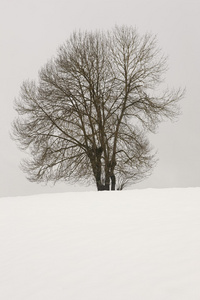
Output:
[104, 171, 110, 190]
[90, 146, 109, 191]
[97, 183, 108, 191]
[111, 174, 116, 191]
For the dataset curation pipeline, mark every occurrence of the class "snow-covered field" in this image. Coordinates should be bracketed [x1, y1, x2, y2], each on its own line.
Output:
[1, 188, 200, 299]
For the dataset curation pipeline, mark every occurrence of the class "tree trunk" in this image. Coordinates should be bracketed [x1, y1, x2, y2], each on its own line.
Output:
[97, 182, 108, 191]
[96, 167, 103, 191]
[104, 172, 110, 190]
[96, 175, 110, 191]
[111, 174, 116, 190]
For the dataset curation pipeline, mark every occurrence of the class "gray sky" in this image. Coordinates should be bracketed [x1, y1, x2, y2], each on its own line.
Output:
[1, 0, 200, 197]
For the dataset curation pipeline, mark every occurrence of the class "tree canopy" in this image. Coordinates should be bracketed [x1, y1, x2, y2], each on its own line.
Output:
[12, 26, 184, 190]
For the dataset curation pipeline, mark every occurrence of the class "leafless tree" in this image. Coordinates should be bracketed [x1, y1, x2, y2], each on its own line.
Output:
[12, 26, 184, 191]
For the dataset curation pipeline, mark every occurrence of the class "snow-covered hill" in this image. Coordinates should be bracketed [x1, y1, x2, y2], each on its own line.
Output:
[1, 188, 200, 299]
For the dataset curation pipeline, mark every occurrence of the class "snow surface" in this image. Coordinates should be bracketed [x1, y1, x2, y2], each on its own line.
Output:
[1, 188, 200, 299]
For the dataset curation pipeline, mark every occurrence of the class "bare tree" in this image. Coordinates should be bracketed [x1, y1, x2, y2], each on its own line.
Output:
[12, 26, 184, 191]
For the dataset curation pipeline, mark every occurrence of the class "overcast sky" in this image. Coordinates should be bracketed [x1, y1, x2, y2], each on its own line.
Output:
[0, 0, 200, 197]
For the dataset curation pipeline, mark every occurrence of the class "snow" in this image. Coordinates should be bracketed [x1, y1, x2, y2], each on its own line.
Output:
[0, 188, 200, 299]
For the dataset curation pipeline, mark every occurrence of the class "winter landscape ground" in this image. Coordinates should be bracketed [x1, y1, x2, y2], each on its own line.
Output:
[1, 188, 200, 299]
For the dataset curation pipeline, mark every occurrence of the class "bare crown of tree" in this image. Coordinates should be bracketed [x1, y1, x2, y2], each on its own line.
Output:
[12, 25, 184, 191]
